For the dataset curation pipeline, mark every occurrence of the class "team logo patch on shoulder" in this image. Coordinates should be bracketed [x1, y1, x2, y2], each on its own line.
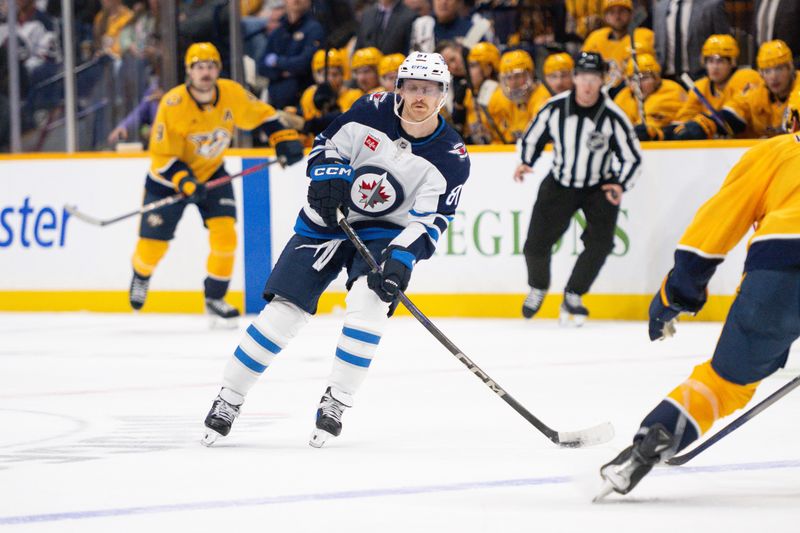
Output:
[348, 165, 405, 216]
[370, 92, 388, 109]
[364, 134, 380, 151]
[448, 142, 468, 159]
[166, 94, 182, 106]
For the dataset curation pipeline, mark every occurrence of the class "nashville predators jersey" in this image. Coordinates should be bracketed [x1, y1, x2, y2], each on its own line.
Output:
[148, 79, 281, 188]
[669, 133, 800, 304]
[722, 73, 800, 138]
[614, 78, 687, 128]
[565, 0, 603, 39]
[300, 85, 363, 121]
[529, 83, 555, 117]
[583, 27, 655, 78]
[487, 87, 540, 143]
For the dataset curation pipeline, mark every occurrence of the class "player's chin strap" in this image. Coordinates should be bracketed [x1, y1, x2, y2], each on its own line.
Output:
[392, 92, 447, 126]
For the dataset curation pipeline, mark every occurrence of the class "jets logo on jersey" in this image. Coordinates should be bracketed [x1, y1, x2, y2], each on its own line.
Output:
[448, 142, 468, 159]
[189, 128, 231, 158]
[348, 165, 405, 216]
[370, 92, 388, 109]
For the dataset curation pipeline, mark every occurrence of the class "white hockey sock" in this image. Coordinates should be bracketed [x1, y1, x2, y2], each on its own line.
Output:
[327, 277, 390, 397]
[223, 297, 309, 396]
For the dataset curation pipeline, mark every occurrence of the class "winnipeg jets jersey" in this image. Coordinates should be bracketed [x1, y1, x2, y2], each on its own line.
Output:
[298, 93, 471, 262]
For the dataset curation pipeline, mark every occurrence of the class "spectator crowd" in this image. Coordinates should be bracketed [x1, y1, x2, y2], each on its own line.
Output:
[1, 0, 799, 151]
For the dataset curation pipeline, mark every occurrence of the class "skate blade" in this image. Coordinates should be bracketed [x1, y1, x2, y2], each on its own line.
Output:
[208, 315, 239, 330]
[201, 428, 222, 447]
[308, 428, 334, 448]
[592, 480, 616, 503]
[559, 310, 587, 328]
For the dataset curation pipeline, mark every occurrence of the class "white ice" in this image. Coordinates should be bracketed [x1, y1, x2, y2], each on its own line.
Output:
[1, 312, 798, 532]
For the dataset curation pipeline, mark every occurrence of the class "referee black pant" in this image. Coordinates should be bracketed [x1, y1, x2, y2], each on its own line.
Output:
[523, 176, 620, 295]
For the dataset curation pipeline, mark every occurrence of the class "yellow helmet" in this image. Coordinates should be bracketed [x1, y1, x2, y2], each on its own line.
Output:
[351, 47, 383, 70]
[378, 53, 405, 77]
[702, 34, 739, 60]
[603, 0, 632, 11]
[624, 29, 655, 58]
[543, 53, 575, 75]
[626, 53, 661, 77]
[783, 89, 800, 132]
[312, 49, 346, 72]
[757, 39, 793, 69]
[467, 42, 501, 71]
[185, 42, 222, 69]
[499, 50, 534, 75]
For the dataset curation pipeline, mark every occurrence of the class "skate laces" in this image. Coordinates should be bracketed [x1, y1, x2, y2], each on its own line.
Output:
[564, 291, 583, 308]
[206, 298, 236, 314]
[211, 397, 239, 423]
[130, 276, 149, 303]
[319, 393, 346, 422]
[524, 289, 546, 309]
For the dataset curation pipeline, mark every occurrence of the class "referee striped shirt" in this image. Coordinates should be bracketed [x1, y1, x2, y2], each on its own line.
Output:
[520, 91, 642, 190]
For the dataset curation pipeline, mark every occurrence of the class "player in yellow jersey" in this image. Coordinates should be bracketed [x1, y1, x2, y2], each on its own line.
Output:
[128, 43, 304, 320]
[614, 53, 687, 140]
[582, 0, 654, 96]
[597, 89, 800, 499]
[719, 40, 800, 138]
[530, 52, 575, 116]
[673, 35, 762, 140]
[462, 42, 501, 144]
[487, 50, 538, 143]
[300, 49, 363, 136]
[351, 47, 383, 94]
[378, 54, 405, 93]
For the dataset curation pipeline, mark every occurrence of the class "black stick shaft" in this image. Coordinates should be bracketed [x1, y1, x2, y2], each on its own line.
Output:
[336, 212, 560, 443]
[70, 159, 278, 227]
[667, 374, 800, 465]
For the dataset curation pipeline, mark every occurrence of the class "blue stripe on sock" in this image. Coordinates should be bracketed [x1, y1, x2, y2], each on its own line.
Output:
[335, 348, 372, 368]
[342, 327, 381, 345]
[247, 325, 281, 354]
[234, 346, 267, 373]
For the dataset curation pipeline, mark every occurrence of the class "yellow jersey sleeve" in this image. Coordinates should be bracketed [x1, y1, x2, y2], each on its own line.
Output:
[221, 79, 279, 131]
[301, 86, 319, 121]
[338, 89, 363, 112]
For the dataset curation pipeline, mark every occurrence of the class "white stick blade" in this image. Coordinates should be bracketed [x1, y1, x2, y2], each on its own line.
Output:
[558, 421, 615, 448]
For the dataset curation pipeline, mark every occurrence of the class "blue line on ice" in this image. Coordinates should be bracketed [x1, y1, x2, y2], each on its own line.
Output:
[2, 459, 798, 525]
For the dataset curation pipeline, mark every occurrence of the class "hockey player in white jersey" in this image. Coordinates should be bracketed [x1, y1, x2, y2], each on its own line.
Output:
[201, 52, 471, 448]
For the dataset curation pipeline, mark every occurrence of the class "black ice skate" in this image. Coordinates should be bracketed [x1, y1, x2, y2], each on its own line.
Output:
[522, 288, 547, 319]
[309, 387, 353, 448]
[205, 298, 241, 328]
[129, 271, 150, 311]
[594, 424, 676, 501]
[559, 290, 589, 327]
[201, 389, 243, 446]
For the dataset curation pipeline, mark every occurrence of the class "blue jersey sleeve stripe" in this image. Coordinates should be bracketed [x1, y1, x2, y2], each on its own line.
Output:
[342, 326, 381, 345]
[246, 324, 282, 354]
[234, 346, 268, 373]
[410, 209, 436, 217]
[335, 347, 372, 368]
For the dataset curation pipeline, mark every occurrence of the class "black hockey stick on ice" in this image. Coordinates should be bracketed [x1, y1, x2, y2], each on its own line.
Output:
[666, 374, 800, 466]
[336, 210, 614, 448]
[65, 158, 282, 227]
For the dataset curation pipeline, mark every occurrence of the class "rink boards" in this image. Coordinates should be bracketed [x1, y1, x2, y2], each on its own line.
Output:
[0, 140, 759, 319]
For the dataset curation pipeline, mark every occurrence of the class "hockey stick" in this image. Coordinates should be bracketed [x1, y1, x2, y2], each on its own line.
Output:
[625, 7, 649, 126]
[679, 72, 735, 137]
[666, 373, 800, 466]
[65, 158, 281, 227]
[336, 210, 614, 448]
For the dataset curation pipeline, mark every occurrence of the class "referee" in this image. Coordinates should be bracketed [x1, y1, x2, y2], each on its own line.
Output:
[514, 51, 642, 326]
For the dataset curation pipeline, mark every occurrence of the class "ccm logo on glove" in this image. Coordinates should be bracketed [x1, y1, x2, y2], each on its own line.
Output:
[311, 165, 354, 180]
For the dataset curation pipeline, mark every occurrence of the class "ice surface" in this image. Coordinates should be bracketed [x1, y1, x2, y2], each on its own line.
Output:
[0, 312, 798, 532]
